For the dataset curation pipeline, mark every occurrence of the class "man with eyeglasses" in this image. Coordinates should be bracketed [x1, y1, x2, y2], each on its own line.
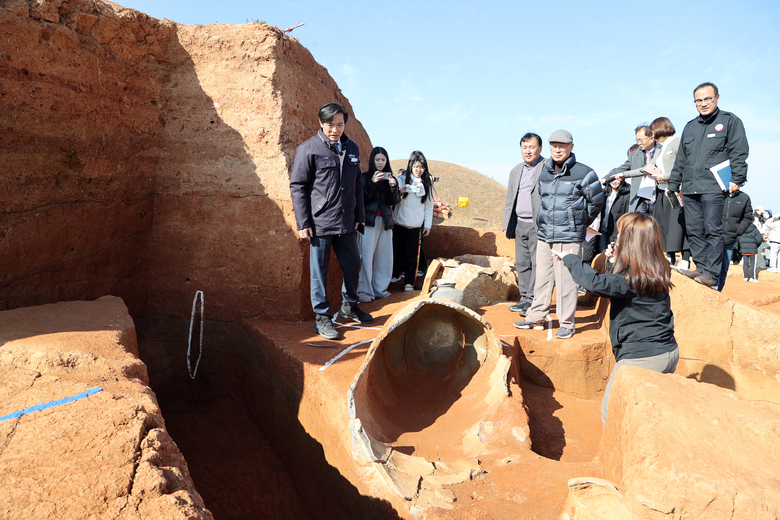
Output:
[608, 124, 660, 213]
[667, 82, 749, 288]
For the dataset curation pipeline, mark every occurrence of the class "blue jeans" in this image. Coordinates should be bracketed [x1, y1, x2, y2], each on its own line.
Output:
[716, 243, 735, 291]
[309, 234, 360, 316]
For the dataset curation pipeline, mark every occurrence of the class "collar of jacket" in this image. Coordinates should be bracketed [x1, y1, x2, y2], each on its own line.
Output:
[317, 129, 349, 155]
[696, 107, 720, 125]
[544, 152, 577, 176]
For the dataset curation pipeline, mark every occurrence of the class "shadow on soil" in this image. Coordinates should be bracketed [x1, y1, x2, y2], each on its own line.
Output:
[511, 337, 566, 461]
[137, 315, 402, 520]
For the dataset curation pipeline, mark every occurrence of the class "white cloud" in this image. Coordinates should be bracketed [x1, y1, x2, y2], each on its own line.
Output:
[340, 63, 359, 79]
[425, 104, 475, 123]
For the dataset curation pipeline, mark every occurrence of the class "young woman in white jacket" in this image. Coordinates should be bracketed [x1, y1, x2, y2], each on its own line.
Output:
[391, 151, 434, 292]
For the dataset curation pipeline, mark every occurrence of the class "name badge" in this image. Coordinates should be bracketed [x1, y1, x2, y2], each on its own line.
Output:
[707, 133, 716, 138]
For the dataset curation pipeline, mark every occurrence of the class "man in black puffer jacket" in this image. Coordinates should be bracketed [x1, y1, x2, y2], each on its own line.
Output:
[716, 188, 753, 291]
[515, 130, 604, 339]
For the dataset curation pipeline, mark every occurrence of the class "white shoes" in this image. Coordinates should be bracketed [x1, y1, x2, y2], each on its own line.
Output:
[390, 275, 403, 283]
[404, 284, 414, 292]
[678, 260, 690, 270]
[748, 278, 760, 284]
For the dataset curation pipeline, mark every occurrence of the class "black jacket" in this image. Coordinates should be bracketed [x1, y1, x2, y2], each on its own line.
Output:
[722, 190, 754, 245]
[289, 130, 365, 236]
[601, 182, 631, 243]
[563, 255, 678, 362]
[362, 171, 401, 229]
[668, 108, 749, 194]
[736, 224, 763, 255]
[536, 153, 604, 243]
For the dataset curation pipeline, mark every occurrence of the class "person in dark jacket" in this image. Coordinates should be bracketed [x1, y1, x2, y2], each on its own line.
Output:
[555, 212, 679, 423]
[289, 102, 373, 339]
[584, 175, 630, 264]
[357, 146, 401, 302]
[667, 82, 749, 287]
[716, 188, 754, 291]
[737, 223, 764, 283]
[503, 132, 545, 316]
[514, 130, 604, 339]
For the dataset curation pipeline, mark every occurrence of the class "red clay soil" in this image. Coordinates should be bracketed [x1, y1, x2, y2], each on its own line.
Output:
[233, 267, 780, 519]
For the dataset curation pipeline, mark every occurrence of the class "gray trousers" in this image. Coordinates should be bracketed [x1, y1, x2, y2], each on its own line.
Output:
[525, 241, 583, 329]
[309, 233, 360, 316]
[602, 347, 679, 424]
[514, 219, 538, 305]
[357, 219, 393, 300]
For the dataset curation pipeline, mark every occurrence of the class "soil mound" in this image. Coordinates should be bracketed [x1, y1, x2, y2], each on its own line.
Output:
[390, 159, 506, 231]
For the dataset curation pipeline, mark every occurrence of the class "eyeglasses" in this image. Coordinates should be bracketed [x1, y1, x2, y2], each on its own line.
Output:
[694, 96, 716, 105]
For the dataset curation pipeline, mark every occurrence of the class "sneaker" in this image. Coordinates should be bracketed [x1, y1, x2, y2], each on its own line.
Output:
[314, 314, 339, 340]
[749, 278, 761, 283]
[744, 277, 749, 281]
[678, 260, 690, 271]
[338, 303, 373, 324]
[577, 287, 587, 295]
[390, 275, 403, 283]
[417, 270, 424, 278]
[555, 327, 575, 339]
[508, 301, 529, 313]
[358, 293, 374, 303]
[514, 320, 545, 330]
[404, 284, 415, 292]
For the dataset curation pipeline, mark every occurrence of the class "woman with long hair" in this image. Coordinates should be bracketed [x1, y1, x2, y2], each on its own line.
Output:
[554, 212, 679, 423]
[358, 147, 401, 302]
[644, 117, 690, 269]
[391, 151, 434, 292]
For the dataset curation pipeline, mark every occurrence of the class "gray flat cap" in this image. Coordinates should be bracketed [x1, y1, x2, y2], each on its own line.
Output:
[549, 129, 573, 144]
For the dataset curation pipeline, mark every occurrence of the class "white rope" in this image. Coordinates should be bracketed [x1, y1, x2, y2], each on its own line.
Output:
[546, 314, 553, 341]
[187, 290, 204, 379]
[319, 340, 372, 372]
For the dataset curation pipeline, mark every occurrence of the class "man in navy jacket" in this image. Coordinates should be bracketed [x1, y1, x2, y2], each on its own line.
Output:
[290, 102, 372, 339]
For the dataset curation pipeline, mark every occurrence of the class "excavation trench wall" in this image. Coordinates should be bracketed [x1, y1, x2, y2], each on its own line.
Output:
[0, 0, 370, 322]
[136, 315, 403, 520]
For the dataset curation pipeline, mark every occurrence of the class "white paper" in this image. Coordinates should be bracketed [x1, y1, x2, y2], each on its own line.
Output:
[637, 174, 656, 200]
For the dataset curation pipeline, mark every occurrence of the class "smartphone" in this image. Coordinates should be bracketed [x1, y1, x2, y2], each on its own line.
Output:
[667, 191, 681, 209]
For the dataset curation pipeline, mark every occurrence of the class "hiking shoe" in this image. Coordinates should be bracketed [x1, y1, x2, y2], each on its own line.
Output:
[508, 301, 531, 316]
[514, 319, 544, 330]
[694, 273, 716, 287]
[404, 284, 415, 292]
[390, 275, 403, 283]
[555, 327, 575, 339]
[338, 303, 373, 324]
[314, 314, 338, 340]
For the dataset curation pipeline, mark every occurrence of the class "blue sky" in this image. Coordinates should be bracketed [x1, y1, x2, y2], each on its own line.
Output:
[120, 0, 780, 213]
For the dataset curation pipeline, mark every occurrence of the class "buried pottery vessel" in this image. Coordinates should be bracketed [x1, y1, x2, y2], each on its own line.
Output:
[347, 299, 530, 511]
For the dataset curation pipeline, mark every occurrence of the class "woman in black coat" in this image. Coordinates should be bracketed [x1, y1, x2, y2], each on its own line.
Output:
[583, 176, 630, 263]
